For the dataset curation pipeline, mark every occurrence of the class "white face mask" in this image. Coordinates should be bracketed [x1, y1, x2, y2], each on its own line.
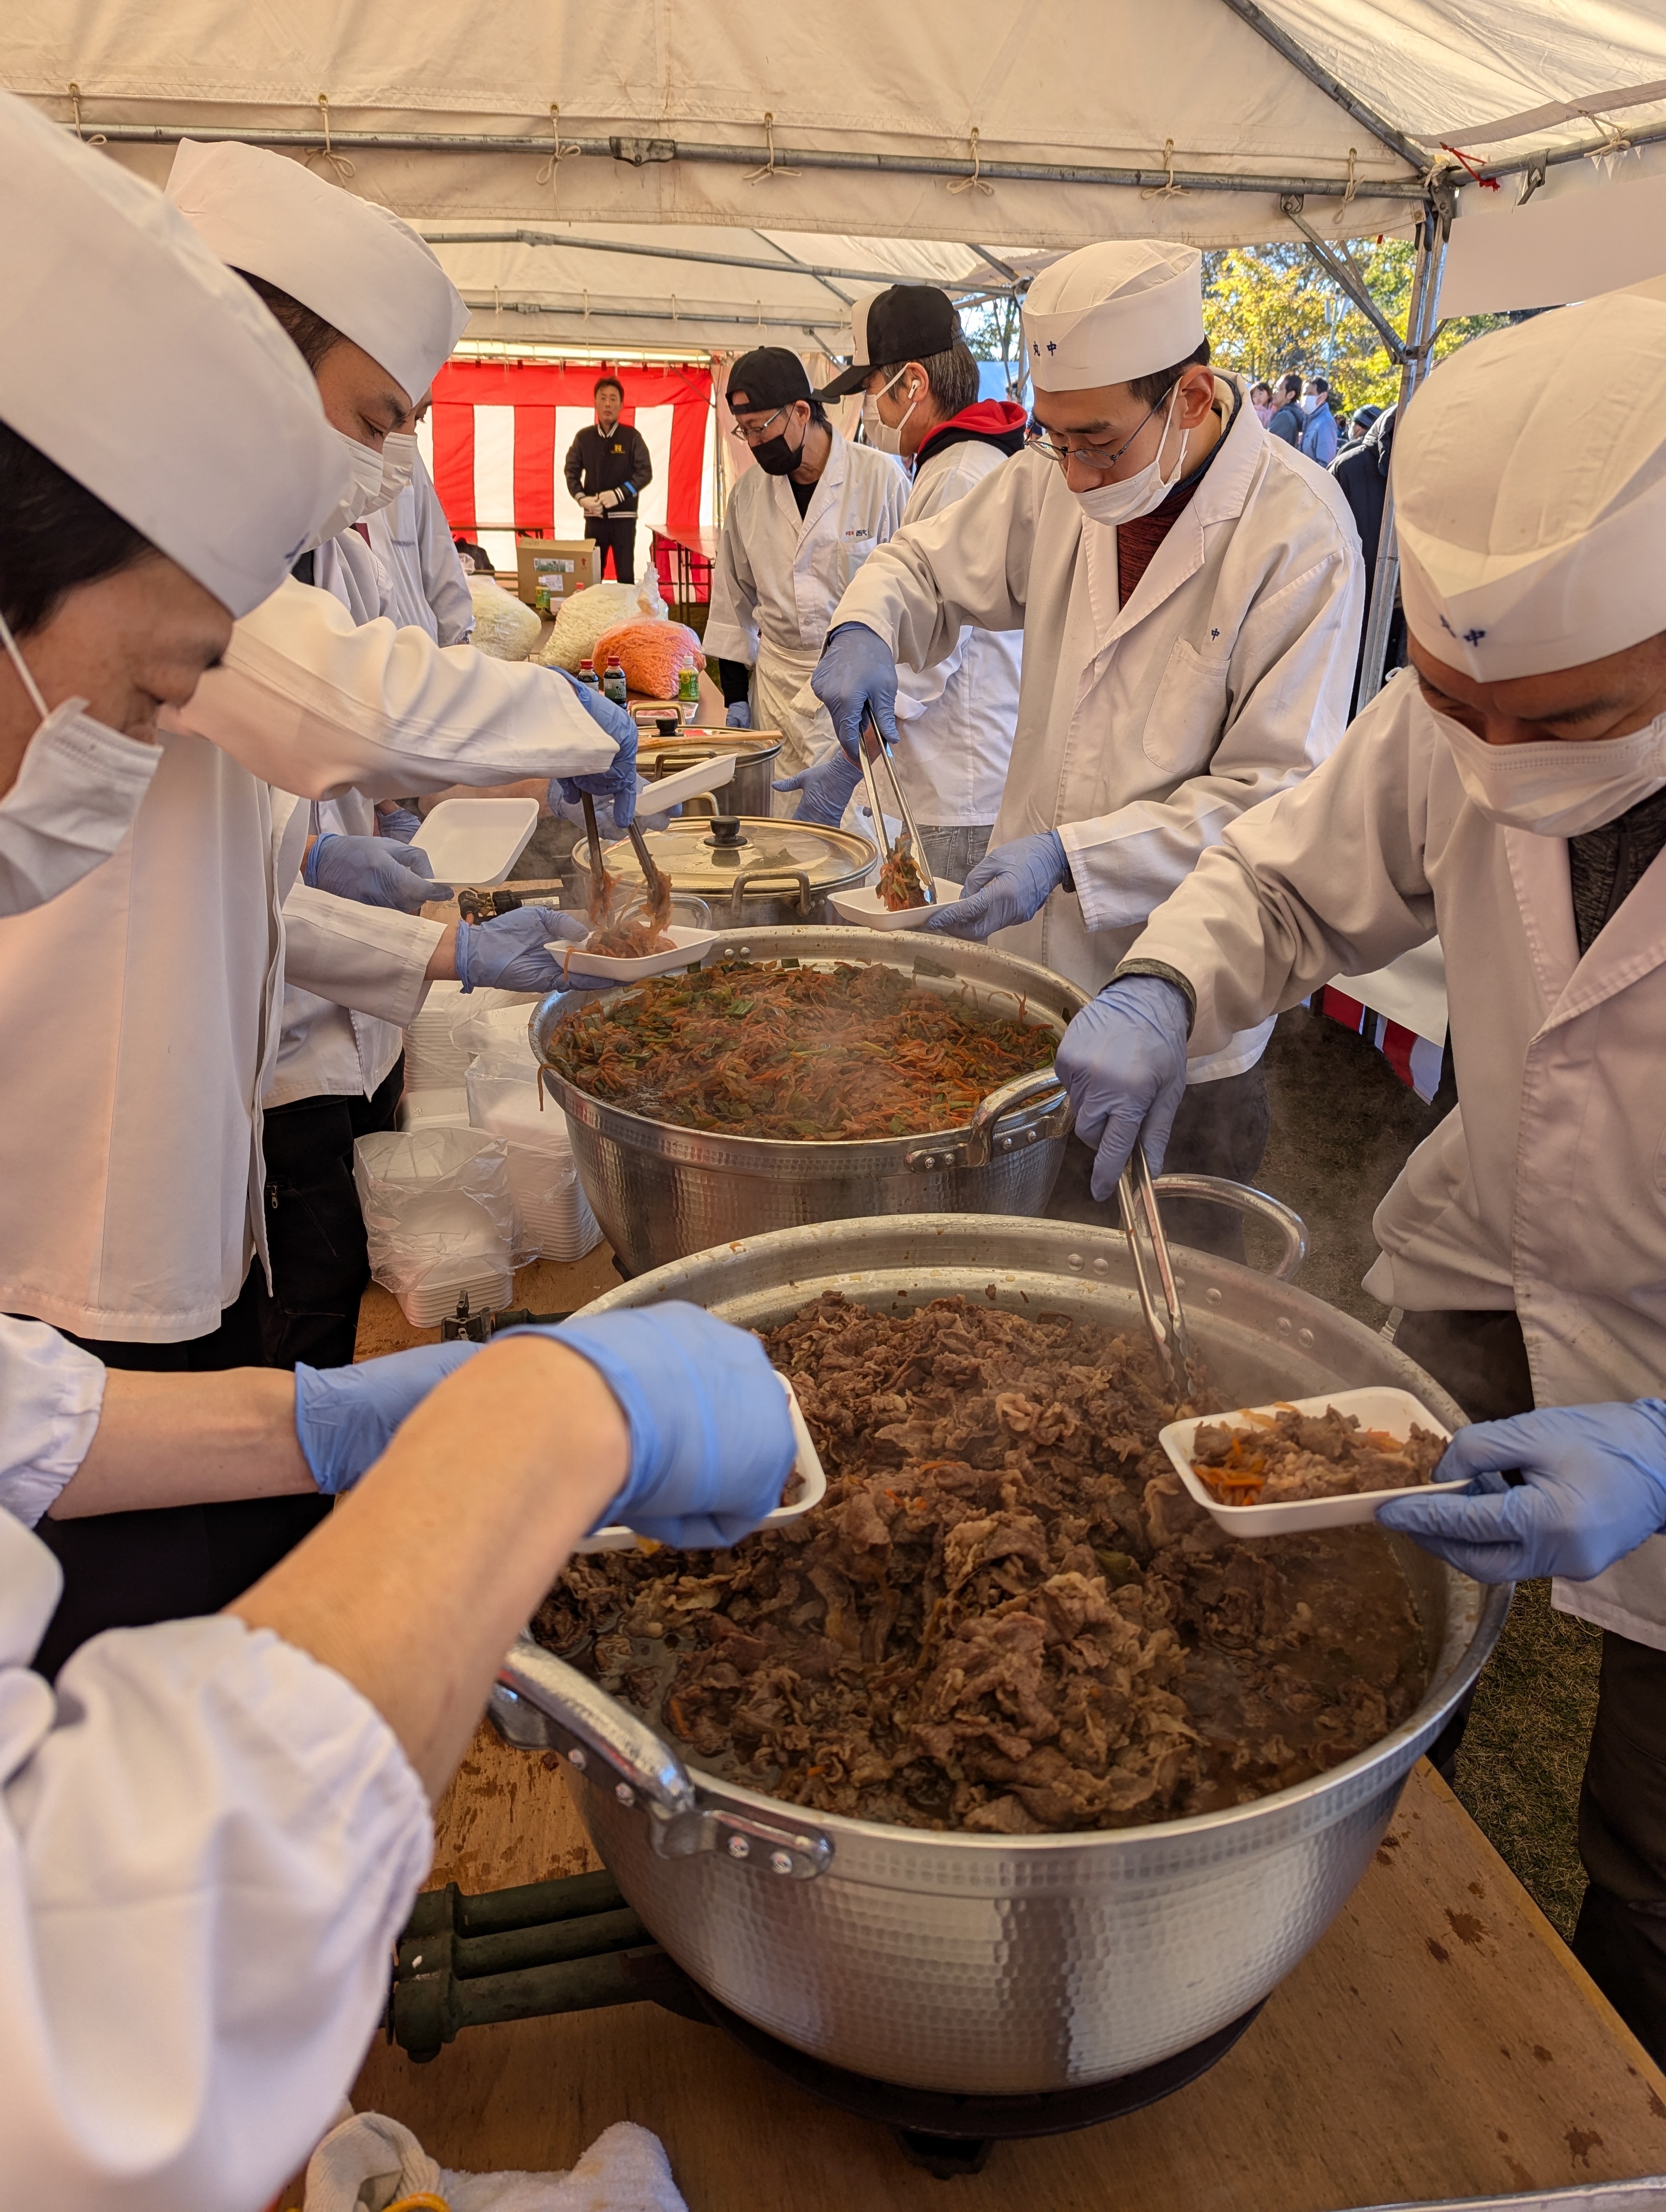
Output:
[861, 367, 921, 457]
[375, 430, 419, 511]
[0, 608, 162, 917]
[304, 433, 395, 550]
[1073, 383, 1188, 528]
[1432, 704, 1666, 838]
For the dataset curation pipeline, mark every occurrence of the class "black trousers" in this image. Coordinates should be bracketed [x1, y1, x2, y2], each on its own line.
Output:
[28, 1263, 332, 1680]
[250, 1054, 405, 1373]
[584, 514, 637, 584]
[1393, 1303, 1666, 2065]
[1045, 1059, 1272, 1260]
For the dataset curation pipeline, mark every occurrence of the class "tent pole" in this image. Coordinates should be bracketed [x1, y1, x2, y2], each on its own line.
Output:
[1355, 206, 1450, 710]
[424, 230, 1017, 297]
[1212, 0, 1430, 172]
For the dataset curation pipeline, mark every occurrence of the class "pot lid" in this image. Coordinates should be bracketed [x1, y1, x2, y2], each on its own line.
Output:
[636, 726, 782, 767]
[604, 816, 875, 896]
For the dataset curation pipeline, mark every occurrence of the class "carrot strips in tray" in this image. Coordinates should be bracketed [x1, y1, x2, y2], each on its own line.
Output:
[546, 959, 1055, 1140]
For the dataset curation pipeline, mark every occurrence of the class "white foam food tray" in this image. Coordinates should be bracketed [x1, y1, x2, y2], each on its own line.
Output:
[1159, 1386, 1463, 1536]
[578, 1374, 826, 1553]
[413, 798, 540, 887]
[828, 880, 961, 931]
[642, 751, 738, 813]
[551, 921, 717, 982]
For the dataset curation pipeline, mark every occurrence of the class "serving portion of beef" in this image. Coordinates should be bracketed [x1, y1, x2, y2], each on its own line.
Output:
[1190, 1404, 1446, 1506]
[533, 1295, 1431, 1835]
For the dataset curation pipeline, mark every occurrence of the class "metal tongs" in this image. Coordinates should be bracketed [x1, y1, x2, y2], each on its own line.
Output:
[579, 792, 669, 919]
[856, 706, 934, 905]
[1118, 1143, 1197, 1399]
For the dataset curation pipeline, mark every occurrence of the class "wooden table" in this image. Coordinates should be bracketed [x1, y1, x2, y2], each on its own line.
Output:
[340, 1259, 1666, 2210]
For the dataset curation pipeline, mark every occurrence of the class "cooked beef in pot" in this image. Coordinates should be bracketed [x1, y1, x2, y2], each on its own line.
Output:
[1190, 1404, 1446, 1505]
[534, 1295, 1431, 1834]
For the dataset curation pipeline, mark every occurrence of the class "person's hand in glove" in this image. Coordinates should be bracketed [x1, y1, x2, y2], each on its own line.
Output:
[304, 833, 441, 915]
[1054, 974, 1192, 1200]
[774, 749, 863, 827]
[547, 778, 672, 838]
[544, 667, 639, 829]
[725, 700, 753, 729]
[497, 1302, 795, 1547]
[1377, 1400, 1666, 1584]
[295, 1342, 482, 1494]
[375, 802, 422, 844]
[810, 621, 900, 761]
[453, 906, 617, 995]
[922, 830, 1069, 941]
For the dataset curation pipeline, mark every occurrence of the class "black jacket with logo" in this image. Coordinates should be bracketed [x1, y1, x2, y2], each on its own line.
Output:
[563, 422, 653, 516]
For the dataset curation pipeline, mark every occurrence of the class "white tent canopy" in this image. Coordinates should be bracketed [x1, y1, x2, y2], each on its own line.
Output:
[14, 0, 1666, 340]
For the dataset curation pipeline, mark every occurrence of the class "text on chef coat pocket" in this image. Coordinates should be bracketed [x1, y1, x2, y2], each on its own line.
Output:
[1143, 635, 1235, 779]
[844, 530, 876, 588]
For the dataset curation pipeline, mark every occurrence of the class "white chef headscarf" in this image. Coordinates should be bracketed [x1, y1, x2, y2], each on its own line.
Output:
[1395, 294, 1666, 680]
[1021, 241, 1206, 394]
[166, 140, 470, 406]
[0, 95, 347, 616]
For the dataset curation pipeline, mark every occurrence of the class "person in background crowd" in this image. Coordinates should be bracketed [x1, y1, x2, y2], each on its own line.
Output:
[1335, 401, 1383, 462]
[1332, 402, 1402, 712]
[778, 283, 1026, 885]
[810, 242, 1362, 1251]
[704, 346, 907, 781]
[1250, 380, 1275, 427]
[1300, 375, 1339, 466]
[1048, 293, 1666, 2066]
[1265, 372, 1306, 444]
[453, 538, 492, 573]
[564, 375, 653, 583]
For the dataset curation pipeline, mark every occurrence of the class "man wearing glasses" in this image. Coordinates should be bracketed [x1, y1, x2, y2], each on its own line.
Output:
[811, 240, 1363, 1239]
[704, 346, 907, 788]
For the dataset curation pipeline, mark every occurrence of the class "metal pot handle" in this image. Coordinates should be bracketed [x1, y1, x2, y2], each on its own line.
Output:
[1149, 1174, 1309, 1281]
[725, 866, 814, 919]
[491, 1637, 832, 1881]
[906, 1065, 1073, 1172]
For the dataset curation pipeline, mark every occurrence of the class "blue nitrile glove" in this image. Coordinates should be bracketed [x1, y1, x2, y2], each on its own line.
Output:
[295, 1342, 481, 1494]
[922, 829, 1070, 942]
[1054, 974, 1191, 1201]
[546, 668, 640, 829]
[304, 833, 440, 915]
[774, 749, 863, 827]
[497, 1302, 796, 1548]
[1377, 1400, 1666, 1584]
[810, 621, 900, 761]
[376, 803, 422, 844]
[726, 701, 752, 729]
[548, 778, 672, 838]
[454, 906, 616, 994]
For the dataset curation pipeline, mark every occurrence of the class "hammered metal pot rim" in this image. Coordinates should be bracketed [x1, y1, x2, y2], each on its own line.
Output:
[566, 1212, 1511, 1866]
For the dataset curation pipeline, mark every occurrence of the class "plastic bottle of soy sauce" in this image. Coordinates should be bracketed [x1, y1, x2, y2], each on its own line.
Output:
[602, 654, 629, 706]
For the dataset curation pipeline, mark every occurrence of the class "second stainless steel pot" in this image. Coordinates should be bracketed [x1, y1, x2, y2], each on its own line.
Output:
[531, 928, 1086, 1275]
[636, 726, 782, 818]
[492, 1215, 1508, 2098]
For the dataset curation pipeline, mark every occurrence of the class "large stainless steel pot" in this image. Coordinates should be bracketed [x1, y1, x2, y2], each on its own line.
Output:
[602, 818, 877, 929]
[492, 1214, 1508, 2098]
[635, 725, 783, 818]
[531, 928, 1087, 1274]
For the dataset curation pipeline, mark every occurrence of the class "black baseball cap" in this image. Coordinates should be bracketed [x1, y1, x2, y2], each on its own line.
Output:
[726, 346, 813, 414]
[818, 285, 962, 397]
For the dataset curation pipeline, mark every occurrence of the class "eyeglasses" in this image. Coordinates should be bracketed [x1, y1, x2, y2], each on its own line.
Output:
[1024, 393, 1161, 472]
[729, 406, 789, 445]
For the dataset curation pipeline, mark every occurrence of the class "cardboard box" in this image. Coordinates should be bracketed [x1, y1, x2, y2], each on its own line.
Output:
[516, 538, 598, 610]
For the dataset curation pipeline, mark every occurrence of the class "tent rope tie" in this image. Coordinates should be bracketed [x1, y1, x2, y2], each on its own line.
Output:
[946, 127, 995, 197]
[1438, 143, 1502, 192]
[1573, 109, 1635, 168]
[306, 95, 356, 185]
[1140, 138, 1186, 201]
[493, 285, 502, 317]
[535, 104, 582, 212]
[1331, 146, 1359, 224]
[744, 113, 802, 184]
[66, 84, 106, 148]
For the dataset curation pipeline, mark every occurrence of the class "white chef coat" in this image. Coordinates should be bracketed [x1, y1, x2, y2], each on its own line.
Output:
[0, 580, 615, 1345]
[0, 1500, 432, 2211]
[365, 455, 476, 646]
[885, 433, 1023, 828]
[1127, 666, 1666, 1649]
[313, 527, 394, 627]
[703, 430, 908, 775]
[832, 377, 1363, 1078]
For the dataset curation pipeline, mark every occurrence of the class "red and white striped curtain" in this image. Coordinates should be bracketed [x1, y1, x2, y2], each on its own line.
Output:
[424, 361, 714, 567]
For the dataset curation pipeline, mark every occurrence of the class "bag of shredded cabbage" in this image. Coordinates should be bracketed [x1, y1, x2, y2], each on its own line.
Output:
[466, 576, 542, 660]
[536, 577, 668, 671]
